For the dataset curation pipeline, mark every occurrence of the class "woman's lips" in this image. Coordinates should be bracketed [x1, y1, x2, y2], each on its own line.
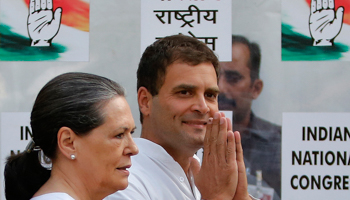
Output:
[116, 165, 131, 175]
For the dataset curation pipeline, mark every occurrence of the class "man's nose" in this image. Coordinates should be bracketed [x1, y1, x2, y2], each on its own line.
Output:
[191, 95, 210, 114]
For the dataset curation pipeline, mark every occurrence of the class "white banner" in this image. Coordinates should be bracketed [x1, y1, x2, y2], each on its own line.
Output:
[1, 112, 31, 200]
[141, 0, 232, 61]
[282, 113, 350, 200]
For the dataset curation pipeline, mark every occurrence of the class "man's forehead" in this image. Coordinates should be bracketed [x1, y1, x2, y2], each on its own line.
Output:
[161, 62, 218, 85]
[178, 82, 219, 89]
[166, 60, 214, 69]
[219, 60, 250, 72]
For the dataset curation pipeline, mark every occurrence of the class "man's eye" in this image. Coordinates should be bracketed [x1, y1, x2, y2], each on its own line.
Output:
[205, 93, 218, 99]
[225, 74, 243, 84]
[179, 90, 190, 95]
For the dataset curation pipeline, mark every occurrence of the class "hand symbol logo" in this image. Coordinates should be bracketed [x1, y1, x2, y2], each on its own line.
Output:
[309, 0, 344, 46]
[27, 0, 62, 47]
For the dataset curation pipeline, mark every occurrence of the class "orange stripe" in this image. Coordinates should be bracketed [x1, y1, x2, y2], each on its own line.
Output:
[24, 0, 89, 32]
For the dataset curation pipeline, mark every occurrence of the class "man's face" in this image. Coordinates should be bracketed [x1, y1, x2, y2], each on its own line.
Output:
[218, 43, 256, 123]
[149, 61, 219, 153]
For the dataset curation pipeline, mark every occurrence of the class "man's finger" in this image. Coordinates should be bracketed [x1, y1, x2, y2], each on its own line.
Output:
[35, 0, 40, 11]
[232, 131, 250, 200]
[203, 117, 213, 162]
[209, 112, 220, 156]
[29, 0, 35, 14]
[41, 0, 47, 10]
[220, 112, 225, 118]
[311, 0, 317, 13]
[234, 131, 243, 163]
[216, 115, 227, 162]
[316, 0, 322, 11]
[47, 0, 53, 10]
[322, 0, 328, 9]
[226, 117, 232, 132]
[50, 7, 63, 35]
[226, 130, 236, 164]
[334, 6, 344, 28]
[329, 0, 334, 9]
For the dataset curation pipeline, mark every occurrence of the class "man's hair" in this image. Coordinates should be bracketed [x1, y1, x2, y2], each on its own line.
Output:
[137, 34, 219, 122]
[232, 35, 261, 82]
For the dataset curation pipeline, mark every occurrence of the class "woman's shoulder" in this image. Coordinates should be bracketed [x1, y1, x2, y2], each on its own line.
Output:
[30, 192, 75, 200]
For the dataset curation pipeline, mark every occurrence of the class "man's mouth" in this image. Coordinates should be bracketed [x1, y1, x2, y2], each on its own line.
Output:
[182, 120, 208, 128]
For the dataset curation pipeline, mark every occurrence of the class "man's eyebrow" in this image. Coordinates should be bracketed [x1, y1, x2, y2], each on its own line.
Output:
[206, 87, 220, 95]
[172, 84, 197, 91]
[172, 84, 220, 94]
[223, 70, 241, 76]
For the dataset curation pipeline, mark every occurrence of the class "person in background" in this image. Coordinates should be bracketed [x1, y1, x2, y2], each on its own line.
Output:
[4, 72, 139, 200]
[218, 35, 281, 198]
[105, 34, 256, 200]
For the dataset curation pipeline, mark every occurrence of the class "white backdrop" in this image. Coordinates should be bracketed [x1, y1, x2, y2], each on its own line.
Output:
[1, 0, 350, 199]
[2, 0, 349, 140]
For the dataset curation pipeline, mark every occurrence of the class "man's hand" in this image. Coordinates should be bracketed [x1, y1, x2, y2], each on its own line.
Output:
[190, 112, 250, 200]
[309, 0, 344, 46]
[231, 131, 250, 200]
[27, 0, 62, 46]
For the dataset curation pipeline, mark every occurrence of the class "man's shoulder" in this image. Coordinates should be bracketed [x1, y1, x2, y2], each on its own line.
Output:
[104, 149, 155, 200]
[249, 113, 281, 141]
[105, 141, 193, 200]
[252, 115, 281, 132]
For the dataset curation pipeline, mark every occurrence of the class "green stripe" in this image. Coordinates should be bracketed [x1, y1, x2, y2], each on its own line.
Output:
[0, 24, 66, 61]
[282, 23, 348, 61]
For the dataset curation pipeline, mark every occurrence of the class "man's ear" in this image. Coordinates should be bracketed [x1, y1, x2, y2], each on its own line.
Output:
[251, 79, 263, 99]
[57, 127, 76, 160]
[138, 86, 153, 117]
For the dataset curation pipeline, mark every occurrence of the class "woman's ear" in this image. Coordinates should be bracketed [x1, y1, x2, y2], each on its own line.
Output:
[57, 127, 77, 160]
[138, 87, 153, 117]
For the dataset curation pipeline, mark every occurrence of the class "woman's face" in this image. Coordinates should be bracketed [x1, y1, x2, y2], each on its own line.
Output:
[75, 96, 139, 193]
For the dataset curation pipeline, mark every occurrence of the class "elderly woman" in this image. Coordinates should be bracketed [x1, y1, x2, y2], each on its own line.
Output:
[4, 72, 139, 200]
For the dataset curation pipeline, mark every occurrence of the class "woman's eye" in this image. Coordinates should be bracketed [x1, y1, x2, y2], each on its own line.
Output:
[115, 133, 124, 139]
